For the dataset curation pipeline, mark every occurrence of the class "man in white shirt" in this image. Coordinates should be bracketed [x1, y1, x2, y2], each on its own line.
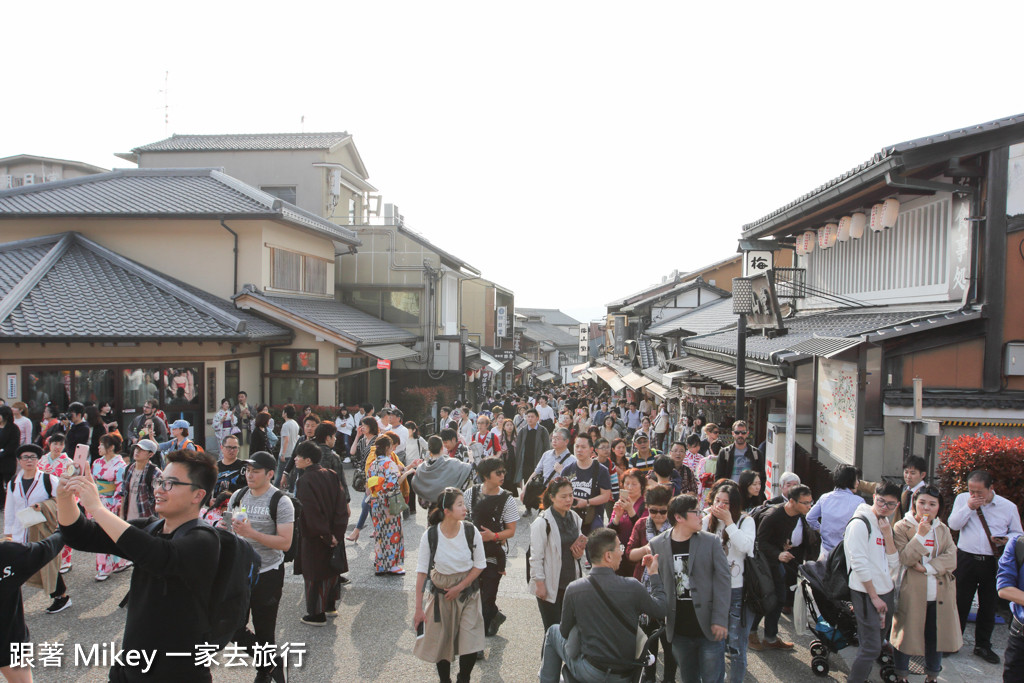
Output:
[844, 481, 900, 683]
[277, 405, 300, 487]
[387, 409, 409, 461]
[530, 428, 576, 482]
[535, 396, 556, 432]
[947, 469, 1024, 664]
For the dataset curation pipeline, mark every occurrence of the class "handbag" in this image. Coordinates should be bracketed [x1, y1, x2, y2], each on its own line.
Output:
[522, 471, 546, 509]
[352, 470, 366, 493]
[17, 506, 46, 528]
[329, 542, 348, 574]
[388, 489, 409, 516]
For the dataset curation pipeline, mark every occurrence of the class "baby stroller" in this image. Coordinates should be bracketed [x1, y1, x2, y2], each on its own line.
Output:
[797, 562, 896, 682]
[560, 623, 666, 683]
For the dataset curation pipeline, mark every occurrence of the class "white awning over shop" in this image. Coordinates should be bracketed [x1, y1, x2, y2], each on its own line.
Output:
[361, 344, 419, 361]
[535, 371, 557, 382]
[593, 366, 626, 392]
[515, 356, 533, 370]
[477, 348, 506, 372]
[621, 371, 652, 390]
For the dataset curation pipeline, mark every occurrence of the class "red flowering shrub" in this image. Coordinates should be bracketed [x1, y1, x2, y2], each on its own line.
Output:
[937, 432, 1024, 518]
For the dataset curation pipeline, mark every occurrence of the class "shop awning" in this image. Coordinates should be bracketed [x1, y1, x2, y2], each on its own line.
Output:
[466, 356, 489, 371]
[621, 371, 652, 390]
[593, 366, 626, 392]
[361, 344, 419, 361]
[667, 356, 786, 398]
[645, 382, 680, 400]
[535, 371, 557, 382]
[477, 348, 506, 372]
[515, 357, 533, 370]
[571, 361, 591, 375]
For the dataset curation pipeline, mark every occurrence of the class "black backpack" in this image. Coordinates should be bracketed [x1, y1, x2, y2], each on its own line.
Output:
[824, 515, 872, 602]
[143, 518, 261, 649]
[749, 502, 781, 530]
[232, 487, 302, 563]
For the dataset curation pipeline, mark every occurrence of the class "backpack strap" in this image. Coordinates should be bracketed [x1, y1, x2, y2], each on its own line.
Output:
[1014, 535, 1024, 570]
[587, 574, 638, 634]
[463, 520, 476, 553]
[270, 490, 283, 526]
[427, 524, 439, 576]
[230, 487, 248, 510]
[42, 474, 53, 498]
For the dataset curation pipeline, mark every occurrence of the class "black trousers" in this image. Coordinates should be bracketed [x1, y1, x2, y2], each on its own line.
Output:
[537, 589, 566, 655]
[235, 565, 285, 669]
[479, 562, 502, 630]
[1005, 623, 1024, 683]
[956, 551, 998, 649]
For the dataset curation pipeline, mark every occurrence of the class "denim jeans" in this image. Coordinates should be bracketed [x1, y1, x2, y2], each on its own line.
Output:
[355, 495, 371, 530]
[727, 586, 753, 683]
[893, 601, 942, 677]
[671, 633, 726, 683]
[539, 624, 633, 683]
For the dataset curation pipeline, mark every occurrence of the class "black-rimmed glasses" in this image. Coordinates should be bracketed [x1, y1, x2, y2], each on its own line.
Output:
[152, 476, 197, 492]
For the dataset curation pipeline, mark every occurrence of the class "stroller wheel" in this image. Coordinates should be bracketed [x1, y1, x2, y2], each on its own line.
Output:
[810, 641, 827, 658]
[880, 665, 898, 683]
[878, 651, 894, 666]
[810, 656, 829, 676]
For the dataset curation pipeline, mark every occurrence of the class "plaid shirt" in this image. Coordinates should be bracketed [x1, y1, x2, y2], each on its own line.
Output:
[121, 461, 158, 519]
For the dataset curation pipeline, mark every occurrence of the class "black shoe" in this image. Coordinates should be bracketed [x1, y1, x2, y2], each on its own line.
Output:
[337, 575, 351, 586]
[253, 671, 273, 683]
[270, 662, 287, 683]
[974, 646, 1000, 664]
[486, 610, 507, 637]
[45, 595, 72, 614]
[301, 613, 327, 626]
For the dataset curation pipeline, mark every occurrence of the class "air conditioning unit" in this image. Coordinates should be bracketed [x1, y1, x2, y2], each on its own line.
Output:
[0, 175, 12, 189]
[328, 169, 342, 197]
[23, 173, 34, 185]
[384, 202, 402, 225]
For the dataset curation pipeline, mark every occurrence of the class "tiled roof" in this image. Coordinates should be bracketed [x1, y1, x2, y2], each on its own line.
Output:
[521, 320, 578, 347]
[682, 305, 972, 361]
[742, 112, 1024, 234]
[238, 290, 416, 345]
[0, 168, 360, 246]
[516, 308, 581, 326]
[132, 132, 352, 153]
[621, 278, 730, 313]
[646, 298, 737, 337]
[0, 233, 290, 341]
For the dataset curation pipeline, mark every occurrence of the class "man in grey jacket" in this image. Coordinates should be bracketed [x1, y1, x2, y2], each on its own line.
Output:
[540, 528, 668, 683]
[643, 494, 731, 683]
[514, 409, 550, 498]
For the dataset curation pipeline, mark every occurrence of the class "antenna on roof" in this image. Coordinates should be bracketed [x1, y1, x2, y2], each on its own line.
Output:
[159, 71, 170, 135]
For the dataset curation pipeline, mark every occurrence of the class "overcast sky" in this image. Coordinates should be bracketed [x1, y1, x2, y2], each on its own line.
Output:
[5, 1, 1022, 325]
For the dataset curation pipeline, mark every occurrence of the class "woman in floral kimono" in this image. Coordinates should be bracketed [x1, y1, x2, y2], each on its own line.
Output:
[37, 433, 74, 572]
[91, 434, 129, 580]
[367, 435, 407, 575]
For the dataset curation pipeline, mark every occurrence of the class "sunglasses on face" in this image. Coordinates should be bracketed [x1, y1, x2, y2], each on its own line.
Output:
[648, 507, 668, 514]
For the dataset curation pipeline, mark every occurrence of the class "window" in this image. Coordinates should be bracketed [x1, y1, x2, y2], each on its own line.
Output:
[341, 289, 421, 325]
[270, 350, 318, 373]
[270, 248, 328, 295]
[224, 361, 240, 402]
[270, 378, 318, 406]
[1008, 143, 1024, 230]
[261, 186, 297, 204]
[337, 356, 368, 405]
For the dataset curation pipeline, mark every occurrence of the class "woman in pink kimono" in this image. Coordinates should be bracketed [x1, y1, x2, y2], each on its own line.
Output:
[37, 433, 75, 572]
[91, 434, 129, 580]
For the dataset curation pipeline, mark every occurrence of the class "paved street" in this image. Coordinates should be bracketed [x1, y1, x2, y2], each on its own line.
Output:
[12, 472, 1008, 682]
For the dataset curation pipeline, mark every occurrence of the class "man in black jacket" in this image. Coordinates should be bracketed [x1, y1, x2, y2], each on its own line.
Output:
[58, 449, 220, 682]
[2, 530, 65, 676]
[714, 421, 765, 483]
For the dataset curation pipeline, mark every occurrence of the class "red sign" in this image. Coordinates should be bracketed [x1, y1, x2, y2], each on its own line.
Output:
[376, 359, 391, 370]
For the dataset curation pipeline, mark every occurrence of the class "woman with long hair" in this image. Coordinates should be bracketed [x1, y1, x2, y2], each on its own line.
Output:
[608, 468, 647, 577]
[528, 477, 585, 645]
[890, 486, 960, 683]
[367, 434, 406, 575]
[498, 418, 518, 496]
[91, 434, 130, 580]
[249, 411, 271, 456]
[345, 417, 379, 542]
[738, 469, 765, 513]
[703, 481, 756, 683]
[610, 437, 630, 472]
[413, 488, 486, 683]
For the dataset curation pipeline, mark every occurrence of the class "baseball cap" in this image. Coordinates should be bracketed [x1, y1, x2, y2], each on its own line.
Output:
[170, 419, 190, 430]
[633, 433, 649, 442]
[136, 439, 159, 452]
[241, 451, 277, 471]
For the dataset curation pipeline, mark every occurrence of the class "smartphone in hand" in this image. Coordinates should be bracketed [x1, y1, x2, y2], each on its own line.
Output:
[73, 444, 91, 475]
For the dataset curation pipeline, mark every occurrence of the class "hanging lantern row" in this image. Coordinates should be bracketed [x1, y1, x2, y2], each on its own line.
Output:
[797, 198, 901, 255]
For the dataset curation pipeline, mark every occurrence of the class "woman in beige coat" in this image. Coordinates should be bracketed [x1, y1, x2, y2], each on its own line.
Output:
[890, 485, 961, 683]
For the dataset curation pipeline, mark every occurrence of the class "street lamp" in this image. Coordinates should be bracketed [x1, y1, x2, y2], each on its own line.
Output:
[732, 277, 754, 423]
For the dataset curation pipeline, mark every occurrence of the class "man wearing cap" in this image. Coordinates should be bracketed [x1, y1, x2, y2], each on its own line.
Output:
[121, 439, 161, 521]
[627, 433, 659, 473]
[226, 451, 293, 683]
[158, 420, 197, 454]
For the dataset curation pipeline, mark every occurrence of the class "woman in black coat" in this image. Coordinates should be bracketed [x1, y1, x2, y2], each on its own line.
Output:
[0, 406, 21, 508]
[250, 412, 271, 455]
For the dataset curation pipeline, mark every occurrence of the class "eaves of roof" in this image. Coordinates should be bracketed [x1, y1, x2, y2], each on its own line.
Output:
[742, 112, 1024, 239]
[622, 277, 731, 312]
[0, 154, 109, 175]
[396, 224, 479, 275]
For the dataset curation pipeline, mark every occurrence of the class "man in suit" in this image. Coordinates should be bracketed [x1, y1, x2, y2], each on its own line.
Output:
[899, 456, 927, 516]
[714, 420, 765, 484]
[645, 494, 730, 682]
[513, 409, 550, 516]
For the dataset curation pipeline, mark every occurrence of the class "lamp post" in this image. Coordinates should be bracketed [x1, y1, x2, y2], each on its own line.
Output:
[732, 277, 754, 423]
